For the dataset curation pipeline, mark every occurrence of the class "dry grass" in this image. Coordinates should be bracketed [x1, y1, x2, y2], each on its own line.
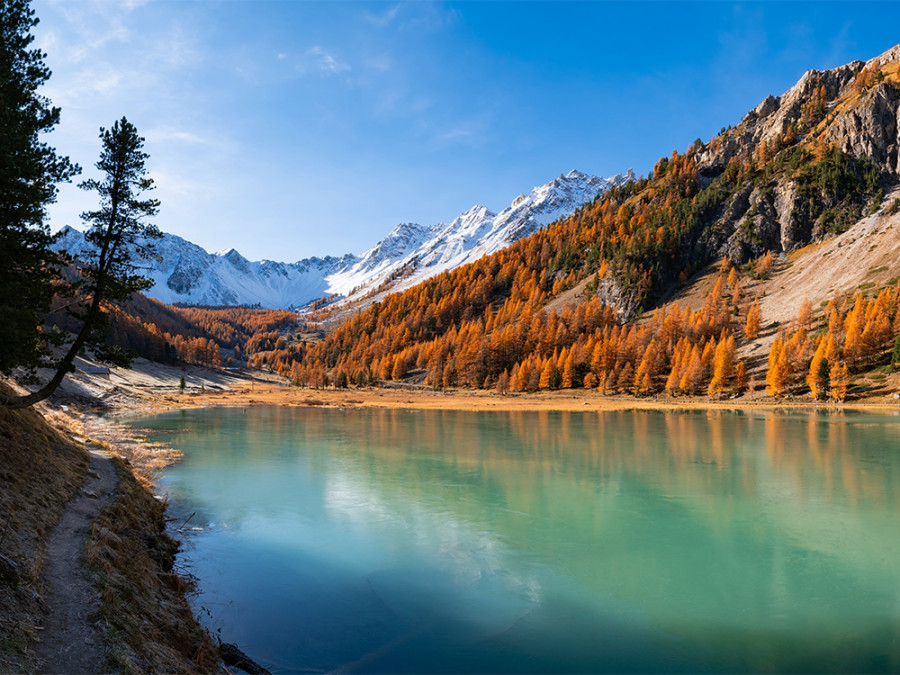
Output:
[84, 457, 220, 673]
[180, 378, 900, 413]
[0, 381, 220, 673]
[0, 388, 89, 671]
[81, 418, 183, 477]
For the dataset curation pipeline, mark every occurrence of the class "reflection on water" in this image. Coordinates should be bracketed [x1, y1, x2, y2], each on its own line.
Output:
[128, 407, 900, 673]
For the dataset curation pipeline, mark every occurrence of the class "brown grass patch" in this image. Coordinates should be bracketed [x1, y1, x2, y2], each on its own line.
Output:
[85, 457, 220, 673]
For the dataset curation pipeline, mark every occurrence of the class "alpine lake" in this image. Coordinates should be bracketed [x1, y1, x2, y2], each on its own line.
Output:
[124, 405, 900, 673]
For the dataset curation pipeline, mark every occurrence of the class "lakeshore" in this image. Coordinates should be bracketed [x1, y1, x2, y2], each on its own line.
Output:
[130, 375, 900, 416]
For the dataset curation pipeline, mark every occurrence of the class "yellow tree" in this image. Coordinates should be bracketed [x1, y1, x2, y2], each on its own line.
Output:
[726, 267, 739, 289]
[744, 302, 761, 340]
[756, 251, 774, 279]
[829, 361, 850, 401]
[766, 337, 787, 397]
[538, 358, 555, 390]
[496, 369, 510, 394]
[708, 334, 736, 396]
[796, 298, 814, 332]
[665, 337, 689, 395]
[561, 351, 575, 388]
[679, 344, 704, 395]
[391, 354, 407, 381]
[441, 360, 454, 388]
[734, 360, 749, 393]
[807, 338, 829, 400]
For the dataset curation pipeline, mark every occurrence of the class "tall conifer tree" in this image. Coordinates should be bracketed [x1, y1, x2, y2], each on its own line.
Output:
[0, 0, 79, 379]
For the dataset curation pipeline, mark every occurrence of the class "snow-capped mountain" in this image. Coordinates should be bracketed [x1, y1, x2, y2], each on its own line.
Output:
[54, 169, 633, 309]
[53, 227, 354, 308]
[326, 169, 634, 301]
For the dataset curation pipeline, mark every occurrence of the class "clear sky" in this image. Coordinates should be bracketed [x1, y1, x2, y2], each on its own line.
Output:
[33, 0, 900, 262]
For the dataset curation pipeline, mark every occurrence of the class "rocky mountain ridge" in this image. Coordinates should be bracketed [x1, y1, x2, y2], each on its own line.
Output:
[589, 42, 900, 319]
[55, 169, 631, 309]
[697, 44, 900, 258]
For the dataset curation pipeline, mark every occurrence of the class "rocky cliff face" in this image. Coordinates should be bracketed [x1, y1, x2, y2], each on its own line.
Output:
[689, 44, 900, 265]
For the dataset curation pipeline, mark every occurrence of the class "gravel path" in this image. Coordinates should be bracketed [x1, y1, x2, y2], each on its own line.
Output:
[33, 447, 118, 674]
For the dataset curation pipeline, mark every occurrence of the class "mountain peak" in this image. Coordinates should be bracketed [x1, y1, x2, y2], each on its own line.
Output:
[867, 42, 900, 68]
[697, 43, 900, 180]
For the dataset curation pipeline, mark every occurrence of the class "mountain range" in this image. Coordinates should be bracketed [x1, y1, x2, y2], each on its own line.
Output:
[55, 169, 633, 309]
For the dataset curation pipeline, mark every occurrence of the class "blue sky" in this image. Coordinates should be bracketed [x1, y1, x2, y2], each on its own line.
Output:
[34, 0, 900, 261]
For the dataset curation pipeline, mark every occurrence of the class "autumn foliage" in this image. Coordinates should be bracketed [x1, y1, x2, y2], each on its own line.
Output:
[766, 283, 900, 401]
[50, 292, 297, 368]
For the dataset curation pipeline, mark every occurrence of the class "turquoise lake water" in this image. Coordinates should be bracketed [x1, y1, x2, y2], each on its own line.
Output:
[128, 406, 900, 673]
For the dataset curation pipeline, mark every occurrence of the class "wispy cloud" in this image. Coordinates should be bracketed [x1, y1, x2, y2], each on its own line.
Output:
[364, 55, 393, 73]
[362, 3, 402, 28]
[361, 2, 459, 32]
[146, 126, 219, 147]
[429, 116, 491, 150]
[304, 46, 351, 76]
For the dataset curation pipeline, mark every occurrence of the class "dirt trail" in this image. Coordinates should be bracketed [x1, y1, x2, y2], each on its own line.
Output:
[33, 446, 118, 674]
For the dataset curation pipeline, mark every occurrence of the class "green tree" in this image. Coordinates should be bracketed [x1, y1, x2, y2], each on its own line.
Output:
[892, 334, 900, 370]
[0, 0, 79, 380]
[1, 118, 160, 408]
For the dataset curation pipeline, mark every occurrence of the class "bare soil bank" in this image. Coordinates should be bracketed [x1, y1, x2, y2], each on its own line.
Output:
[166, 378, 900, 415]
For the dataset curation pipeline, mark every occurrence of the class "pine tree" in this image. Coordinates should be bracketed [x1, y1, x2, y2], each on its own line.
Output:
[892, 334, 900, 370]
[616, 362, 634, 394]
[766, 338, 787, 397]
[734, 360, 749, 393]
[796, 298, 814, 331]
[0, 0, 80, 382]
[634, 359, 653, 397]
[496, 369, 510, 394]
[561, 352, 574, 388]
[665, 338, 688, 395]
[726, 267, 739, 289]
[391, 355, 407, 380]
[441, 360, 454, 388]
[2, 117, 159, 408]
[756, 251, 774, 279]
[807, 339, 829, 400]
[679, 344, 703, 395]
[539, 358, 555, 390]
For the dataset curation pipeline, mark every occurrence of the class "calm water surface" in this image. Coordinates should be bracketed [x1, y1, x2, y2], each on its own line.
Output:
[128, 406, 900, 673]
